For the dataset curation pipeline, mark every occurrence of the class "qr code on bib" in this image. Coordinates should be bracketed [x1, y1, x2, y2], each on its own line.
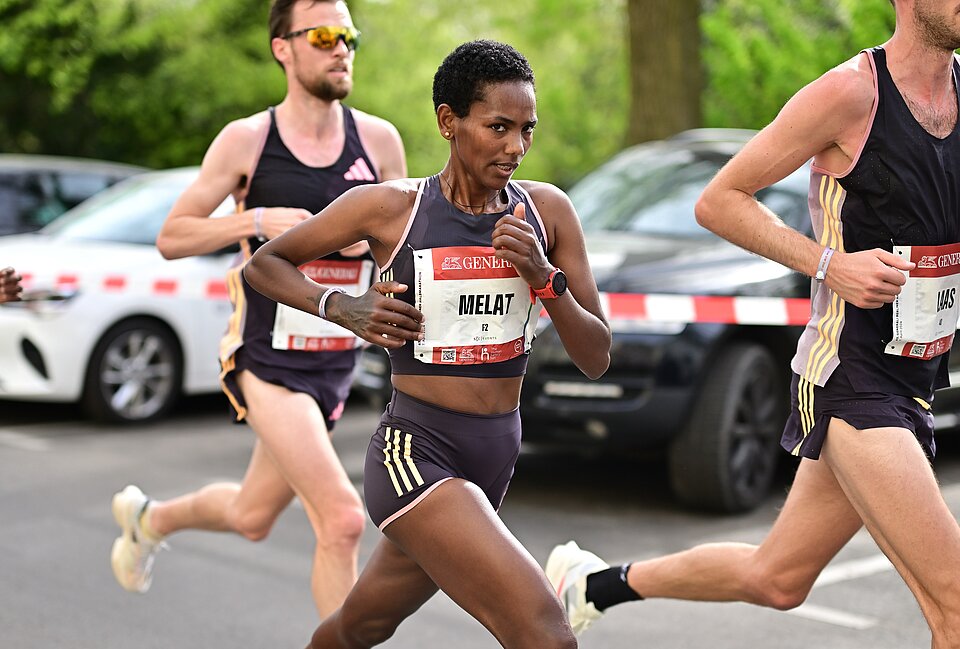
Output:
[910, 344, 927, 357]
[440, 349, 457, 363]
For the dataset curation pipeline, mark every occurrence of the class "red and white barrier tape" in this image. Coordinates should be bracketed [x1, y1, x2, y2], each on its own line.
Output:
[598, 293, 811, 326]
[19, 272, 229, 301]
[17, 271, 814, 326]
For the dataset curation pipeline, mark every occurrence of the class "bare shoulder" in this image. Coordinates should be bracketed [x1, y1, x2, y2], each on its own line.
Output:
[800, 52, 875, 122]
[516, 180, 575, 218]
[202, 110, 271, 175]
[344, 177, 420, 216]
[215, 111, 271, 151]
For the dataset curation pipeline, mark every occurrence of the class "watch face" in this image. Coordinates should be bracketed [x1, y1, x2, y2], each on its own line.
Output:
[552, 269, 568, 296]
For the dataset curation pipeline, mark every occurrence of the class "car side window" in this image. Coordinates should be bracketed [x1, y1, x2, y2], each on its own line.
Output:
[0, 172, 61, 235]
[573, 154, 725, 237]
[58, 173, 113, 206]
[756, 185, 809, 233]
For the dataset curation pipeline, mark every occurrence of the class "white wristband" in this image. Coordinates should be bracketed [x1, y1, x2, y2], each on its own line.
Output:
[318, 287, 346, 320]
[815, 246, 835, 282]
[253, 207, 266, 242]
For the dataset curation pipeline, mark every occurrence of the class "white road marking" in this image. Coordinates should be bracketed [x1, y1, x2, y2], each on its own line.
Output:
[780, 553, 893, 629]
[0, 429, 51, 451]
[811, 554, 894, 589]
[786, 603, 878, 630]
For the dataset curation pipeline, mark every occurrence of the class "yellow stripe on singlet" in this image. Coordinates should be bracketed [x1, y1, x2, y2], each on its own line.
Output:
[793, 176, 847, 455]
[802, 175, 847, 387]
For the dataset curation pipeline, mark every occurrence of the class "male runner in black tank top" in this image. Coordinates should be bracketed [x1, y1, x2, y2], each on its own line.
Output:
[107, 0, 406, 619]
[546, 1, 960, 645]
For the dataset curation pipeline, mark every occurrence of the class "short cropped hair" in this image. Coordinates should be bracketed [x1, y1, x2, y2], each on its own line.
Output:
[432, 40, 536, 118]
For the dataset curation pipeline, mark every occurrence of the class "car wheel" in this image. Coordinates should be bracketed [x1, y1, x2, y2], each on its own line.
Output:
[81, 318, 183, 423]
[668, 343, 784, 513]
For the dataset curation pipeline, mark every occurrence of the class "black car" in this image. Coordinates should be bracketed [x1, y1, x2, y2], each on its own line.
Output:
[0, 154, 146, 236]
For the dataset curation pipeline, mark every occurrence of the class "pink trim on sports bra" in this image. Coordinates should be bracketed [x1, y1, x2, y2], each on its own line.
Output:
[381, 178, 426, 271]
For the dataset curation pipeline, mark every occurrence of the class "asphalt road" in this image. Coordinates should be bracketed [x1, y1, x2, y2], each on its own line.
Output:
[1, 393, 956, 648]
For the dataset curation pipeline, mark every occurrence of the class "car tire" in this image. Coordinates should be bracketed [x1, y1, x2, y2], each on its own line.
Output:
[81, 318, 183, 424]
[668, 343, 784, 513]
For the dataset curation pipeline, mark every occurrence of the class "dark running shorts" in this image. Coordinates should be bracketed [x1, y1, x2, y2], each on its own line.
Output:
[781, 366, 935, 460]
[221, 346, 354, 431]
[364, 390, 522, 530]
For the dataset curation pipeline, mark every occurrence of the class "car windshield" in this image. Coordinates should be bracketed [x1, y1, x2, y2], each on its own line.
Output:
[569, 146, 807, 238]
[42, 171, 199, 245]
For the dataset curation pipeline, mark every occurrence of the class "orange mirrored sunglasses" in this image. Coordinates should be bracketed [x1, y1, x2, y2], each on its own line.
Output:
[281, 25, 360, 51]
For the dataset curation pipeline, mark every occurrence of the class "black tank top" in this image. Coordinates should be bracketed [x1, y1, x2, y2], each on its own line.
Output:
[236, 105, 379, 371]
[383, 175, 547, 378]
[791, 47, 960, 397]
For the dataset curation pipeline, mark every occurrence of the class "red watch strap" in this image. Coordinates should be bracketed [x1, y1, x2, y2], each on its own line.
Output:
[530, 268, 559, 302]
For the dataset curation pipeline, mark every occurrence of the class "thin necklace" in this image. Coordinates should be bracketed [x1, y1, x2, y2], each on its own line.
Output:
[439, 173, 502, 214]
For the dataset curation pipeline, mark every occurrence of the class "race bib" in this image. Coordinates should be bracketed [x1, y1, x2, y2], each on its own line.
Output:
[887, 243, 960, 360]
[271, 259, 374, 351]
[412, 246, 539, 364]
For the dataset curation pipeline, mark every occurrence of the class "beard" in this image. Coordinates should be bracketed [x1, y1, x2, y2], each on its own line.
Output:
[914, 1, 960, 51]
[303, 75, 352, 101]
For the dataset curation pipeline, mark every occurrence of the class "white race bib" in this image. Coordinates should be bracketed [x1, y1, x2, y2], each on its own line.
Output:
[271, 259, 374, 352]
[412, 246, 539, 364]
[887, 243, 960, 360]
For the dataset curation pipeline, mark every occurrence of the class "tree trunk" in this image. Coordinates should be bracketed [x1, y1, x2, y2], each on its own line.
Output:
[626, 0, 702, 145]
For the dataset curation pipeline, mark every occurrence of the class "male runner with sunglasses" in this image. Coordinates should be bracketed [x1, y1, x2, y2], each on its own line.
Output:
[109, 0, 406, 619]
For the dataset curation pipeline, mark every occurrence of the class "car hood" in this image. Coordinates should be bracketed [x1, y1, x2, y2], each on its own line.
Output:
[584, 232, 796, 296]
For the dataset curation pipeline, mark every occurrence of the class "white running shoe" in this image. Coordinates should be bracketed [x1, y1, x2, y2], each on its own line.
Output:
[545, 540, 609, 634]
[111, 485, 166, 593]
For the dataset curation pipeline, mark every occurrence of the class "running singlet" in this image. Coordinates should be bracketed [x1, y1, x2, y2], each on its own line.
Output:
[220, 105, 379, 372]
[791, 47, 960, 399]
[382, 175, 547, 378]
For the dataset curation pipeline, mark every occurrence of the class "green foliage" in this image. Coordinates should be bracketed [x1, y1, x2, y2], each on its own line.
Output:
[0, 0, 627, 186]
[350, 0, 628, 186]
[0, 0, 898, 186]
[701, 0, 895, 129]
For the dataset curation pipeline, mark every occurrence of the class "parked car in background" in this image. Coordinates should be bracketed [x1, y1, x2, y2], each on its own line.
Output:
[0, 154, 145, 236]
[519, 129, 808, 514]
[520, 128, 960, 513]
[0, 168, 236, 423]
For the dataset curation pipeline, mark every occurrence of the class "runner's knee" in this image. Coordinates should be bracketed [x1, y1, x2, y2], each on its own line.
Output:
[493, 595, 577, 648]
[315, 496, 367, 549]
[747, 562, 814, 610]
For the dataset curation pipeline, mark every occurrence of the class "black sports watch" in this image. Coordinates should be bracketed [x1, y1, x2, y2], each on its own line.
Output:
[530, 268, 568, 302]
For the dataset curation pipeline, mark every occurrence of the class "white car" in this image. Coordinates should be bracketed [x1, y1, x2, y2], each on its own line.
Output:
[0, 167, 236, 423]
